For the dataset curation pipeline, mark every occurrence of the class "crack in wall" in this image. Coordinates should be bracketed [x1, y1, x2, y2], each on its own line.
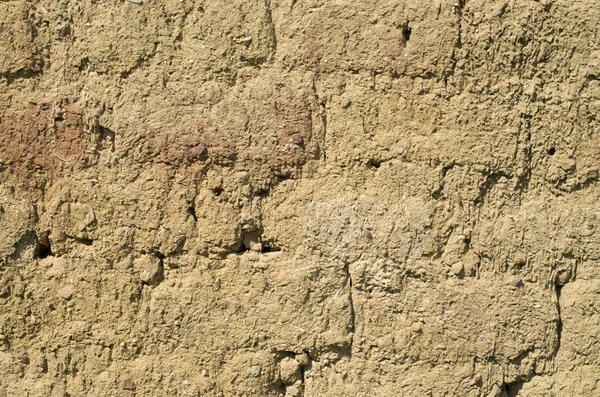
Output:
[344, 262, 355, 335]
[263, 0, 277, 62]
[553, 283, 563, 361]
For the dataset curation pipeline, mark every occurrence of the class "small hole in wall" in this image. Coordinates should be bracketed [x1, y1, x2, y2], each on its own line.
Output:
[75, 238, 93, 246]
[236, 243, 249, 254]
[261, 244, 281, 253]
[212, 187, 224, 196]
[547, 147, 556, 156]
[255, 188, 269, 198]
[402, 26, 412, 42]
[37, 235, 53, 259]
[187, 205, 198, 222]
[367, 159, 381, 169]
[261, 238, 281, 253]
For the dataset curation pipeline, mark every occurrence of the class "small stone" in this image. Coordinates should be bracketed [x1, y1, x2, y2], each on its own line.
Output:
[42, 256, 66, 279]
[17, 354, 30, 364]
[556, 269, 572, 286]
[190, 143, 208, 161]
[295, 353, 310, 366]
[285, 380, 303, 397]
[410, 322, 423, 333]
[234, 36, 253, 44]
[509, 275, 523, 287]
[279, 357, 301, 385]
[134, 255, 163, 286]
[122, 378, 136, 390]
[487, 384, 502, 397]
[469, 373, 482, 386]
[127, 0, 142, 4]
[291, 134, 304, 146]
[59, 285, 74, 300]
[247, 366, 261, 378]
[341, 98, 352, 108]
[451, 262, 464, 278]
[493, 3, 507, 18]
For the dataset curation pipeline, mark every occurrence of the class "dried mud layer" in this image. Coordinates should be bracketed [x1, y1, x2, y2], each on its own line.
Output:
[1, 0, 600, 396]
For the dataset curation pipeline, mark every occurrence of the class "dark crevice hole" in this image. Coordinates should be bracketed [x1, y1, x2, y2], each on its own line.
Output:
[98, 126, 116, 152]
[555, 283, 563, 353]
[77, 57, 90, 72]
[367, 159, 381, 169]
[187, 205, 197, 222]
[74, 238, 93, 246]
[402, 26, 412, 42]
[236, 243, 249, 254]
[504, 381, 524, 397]
[36, 234, 53, 259]
[261, 244, 281, 253]
[431, 188, 444, 200]
[255, 188, 269, 198]
[547, 147, 556, 156]
[212, 187, 224, 196]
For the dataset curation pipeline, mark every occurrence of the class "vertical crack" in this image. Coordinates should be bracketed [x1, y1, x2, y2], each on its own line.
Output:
[456, 0, 465, 49]
[311, 76, 328, 162]
[264, 0, 277, 61]
[515, 117, 533, 198]
[344, 262, 355, 334]
[554, 283, 563, 359]
[320, 106, 328, 162]
[447, 0, 466, 81]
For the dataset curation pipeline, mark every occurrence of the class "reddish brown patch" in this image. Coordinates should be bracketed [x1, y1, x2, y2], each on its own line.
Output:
[305, 39, 321, 68]
[272, 90, 313, 144]
[122, 378, 136, 390]
[54, 107, 86, 163]
[150, 130, 215, 166]
[0, 103, 87, 184]
[17, 354, 30, 364]
[141, 88, 315, 183]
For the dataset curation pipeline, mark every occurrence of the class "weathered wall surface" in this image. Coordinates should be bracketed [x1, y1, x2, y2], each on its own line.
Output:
[1, 0, 600, 395]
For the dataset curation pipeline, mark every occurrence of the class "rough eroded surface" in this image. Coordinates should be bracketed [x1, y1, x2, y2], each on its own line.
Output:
[1, 0, 600, 395]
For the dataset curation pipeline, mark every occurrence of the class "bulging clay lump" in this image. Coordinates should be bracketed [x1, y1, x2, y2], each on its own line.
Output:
[0, 0, 599, 395]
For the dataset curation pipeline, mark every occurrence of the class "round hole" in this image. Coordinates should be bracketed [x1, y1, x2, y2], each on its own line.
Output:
[547, 147, 556, 156]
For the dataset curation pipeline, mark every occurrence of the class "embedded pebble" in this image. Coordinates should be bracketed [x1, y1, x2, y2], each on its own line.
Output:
[487, 384, 502, 397]
[451, 262, 464, 278]
[59, 285, 74, 300]
[17, 354, 30, 364]
[122, 378, 136, 390]
[509, 276, 523, 287]
[279, 357, 301, 385]
[410, 322, 423, 333]
[295, 353, 310, 366]
[247, 366, 261, 377]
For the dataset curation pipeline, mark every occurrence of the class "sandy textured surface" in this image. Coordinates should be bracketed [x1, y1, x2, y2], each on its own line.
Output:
[1, 0, 600, 395]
